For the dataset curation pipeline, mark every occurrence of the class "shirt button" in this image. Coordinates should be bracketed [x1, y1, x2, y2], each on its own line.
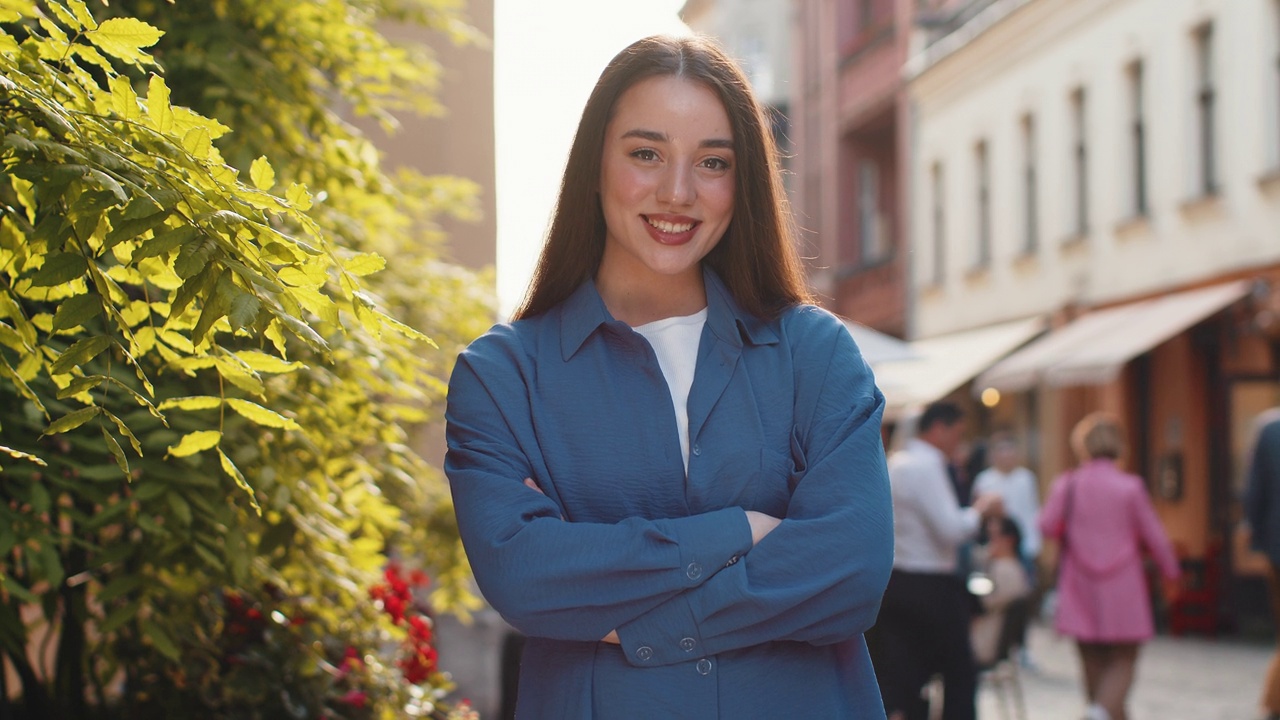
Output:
[686, 562, 703, 580]
[696, 658, 713, 675]
[680, 637, 696, 652]
[636, 645, 654, 662]
[692, 444, 702, 456]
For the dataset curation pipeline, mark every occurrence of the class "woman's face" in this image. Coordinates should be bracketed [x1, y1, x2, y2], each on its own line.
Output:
[598, 75, 735, 287]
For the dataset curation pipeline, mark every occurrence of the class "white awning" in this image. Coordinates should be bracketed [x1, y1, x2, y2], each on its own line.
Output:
[841, 320, 918, 365]
[873, 316, 1045, 419]
[976, 280, 1251, 392]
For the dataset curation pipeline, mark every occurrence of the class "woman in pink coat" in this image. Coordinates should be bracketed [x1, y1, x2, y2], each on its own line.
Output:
[1039, 413, 1180, 720]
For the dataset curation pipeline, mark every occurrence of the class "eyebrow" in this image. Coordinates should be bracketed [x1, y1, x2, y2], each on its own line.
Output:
[620, 128, 734, 150]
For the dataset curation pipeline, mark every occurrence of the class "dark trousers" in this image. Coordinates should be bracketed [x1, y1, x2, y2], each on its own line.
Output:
[867, 569, 978, 720]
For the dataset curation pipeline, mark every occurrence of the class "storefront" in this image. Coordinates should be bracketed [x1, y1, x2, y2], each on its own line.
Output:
[975, 272, 1280, 636]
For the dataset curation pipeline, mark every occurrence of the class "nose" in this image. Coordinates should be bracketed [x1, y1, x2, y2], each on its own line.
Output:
[657, 163, 695, 207]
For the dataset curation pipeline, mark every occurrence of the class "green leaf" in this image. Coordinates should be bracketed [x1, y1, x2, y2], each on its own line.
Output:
[0, 445, 47, 467]
[85, 18, 163, 66]
[102, 426, 129, 476]
[227, 291, 260, 330]
[29, 483, 50, 514]
[107, 76, 139, 123]
[30, 252, 88, 287]
[101, 409, 143, 456]
[344, 252, 386, 277]
[166, 492, 192, 527]
[50, 335, 113, 375]
[225, 399, 300, 431]
[133, 225, 196, 262]
[67, 0, 98, 30]
[167, 430, 221, 458]
[285, 182, 312, 211]
[1, 577, 38, 605]
[157, 396, 222, 411]
[174, 238, 215, 279]
[38, 541, 64, 588]
[249, 156, 275, 191]
[56, 375, 106, 399]
[181, 127, 212, 161]
[98, 598, 143, 635]
[140, 617, 180, 661]
[42, 406, 101, 436]
[234, 350, 303, 374]
[218, 448, 261, 515]
[97, 575, 143, 605]
[105, 210, 170, 249]
[51, 293, 103, 331]
[146, 74, 173, 133]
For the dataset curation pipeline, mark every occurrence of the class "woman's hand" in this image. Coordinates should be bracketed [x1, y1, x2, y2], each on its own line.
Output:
[745, 510, 781, 546]
[524, 478, 565, 520]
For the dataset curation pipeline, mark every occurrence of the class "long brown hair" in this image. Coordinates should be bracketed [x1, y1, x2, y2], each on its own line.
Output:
[513, 34, 811, 321]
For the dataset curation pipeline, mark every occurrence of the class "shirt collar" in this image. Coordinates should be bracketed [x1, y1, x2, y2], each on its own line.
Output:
[907, 437, 947, 465]
[558, 265, 779, 361]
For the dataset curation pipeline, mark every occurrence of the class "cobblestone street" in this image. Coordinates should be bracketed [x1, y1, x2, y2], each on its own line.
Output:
[978, 621, 1274, 720]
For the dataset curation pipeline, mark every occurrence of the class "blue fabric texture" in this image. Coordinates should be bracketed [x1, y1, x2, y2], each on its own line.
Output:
[445, 267, 894, 719]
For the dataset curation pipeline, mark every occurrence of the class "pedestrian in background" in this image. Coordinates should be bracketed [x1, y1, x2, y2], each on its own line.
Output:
[970, 516, 1032, 668]
[871, 401, 1003, 720]
[974, 432, 1042, 585]
[445, 34, 894, 719]
[1039, 412, 1180, 720]
[1245, 407, 1280, 720]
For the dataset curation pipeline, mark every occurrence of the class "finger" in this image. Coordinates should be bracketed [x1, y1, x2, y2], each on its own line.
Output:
[523, 477, 543, 493]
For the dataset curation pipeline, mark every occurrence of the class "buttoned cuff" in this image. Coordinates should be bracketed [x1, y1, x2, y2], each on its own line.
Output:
[664, 506, 752, 586]
[616, 592, 704, 667]
[616, 508, 751, 667]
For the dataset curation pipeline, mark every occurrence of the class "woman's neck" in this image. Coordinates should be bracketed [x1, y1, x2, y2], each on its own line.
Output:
[596, 266, 708, 327]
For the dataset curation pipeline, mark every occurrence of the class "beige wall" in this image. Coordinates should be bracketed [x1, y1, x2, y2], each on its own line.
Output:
[358, 1, 497, 272]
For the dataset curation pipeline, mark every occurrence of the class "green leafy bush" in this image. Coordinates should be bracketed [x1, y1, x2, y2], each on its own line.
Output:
[0, 0, 490, 717]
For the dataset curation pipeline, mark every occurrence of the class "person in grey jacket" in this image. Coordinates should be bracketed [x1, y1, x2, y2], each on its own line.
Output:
[1246, 408, 1280, 720]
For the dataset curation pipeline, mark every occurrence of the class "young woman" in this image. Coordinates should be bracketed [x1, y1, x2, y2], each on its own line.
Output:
[444, 35, 894, 718]
[1039, 413, 1181, 720]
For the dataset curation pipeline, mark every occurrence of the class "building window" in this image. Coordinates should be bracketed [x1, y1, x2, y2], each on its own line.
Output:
[1127, 60, 1148, 216]
[931, 161, 945, 286]
[1194, 23, 1217, 195]
[1070, 87, 1088, 237]
[1020, 114, 1038, 254]
[858, 159, 887, 264]
[975, 140, 991, 267]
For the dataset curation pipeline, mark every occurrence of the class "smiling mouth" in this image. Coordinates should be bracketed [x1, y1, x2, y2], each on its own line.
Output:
[644, 216, 697, 234]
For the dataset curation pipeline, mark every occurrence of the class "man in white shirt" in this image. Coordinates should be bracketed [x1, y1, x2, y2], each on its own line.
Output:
[870, 402, 1002, 720]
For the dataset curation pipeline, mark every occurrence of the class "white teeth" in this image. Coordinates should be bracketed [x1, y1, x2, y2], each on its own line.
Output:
[647, 217, 695, 234]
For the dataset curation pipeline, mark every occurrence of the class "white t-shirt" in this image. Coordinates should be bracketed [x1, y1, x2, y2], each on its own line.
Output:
[973, 465, 1042, 558]
[634, 308, 707, 472]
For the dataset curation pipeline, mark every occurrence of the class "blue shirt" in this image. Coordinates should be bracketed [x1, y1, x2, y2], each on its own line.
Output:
[445, 268, 894, 719]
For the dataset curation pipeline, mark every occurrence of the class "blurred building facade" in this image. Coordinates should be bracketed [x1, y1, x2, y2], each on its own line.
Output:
[677, 0, 1280, 635]
[681, 0, 792, 133]
[790, 0, 918, 336]
[904, 0, 1280, 634]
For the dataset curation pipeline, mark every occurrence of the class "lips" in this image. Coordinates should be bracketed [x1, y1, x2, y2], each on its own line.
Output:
[643, 214, 700, 245]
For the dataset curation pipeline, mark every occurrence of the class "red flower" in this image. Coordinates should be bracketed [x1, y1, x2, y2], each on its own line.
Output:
[338, 690, 367, 708]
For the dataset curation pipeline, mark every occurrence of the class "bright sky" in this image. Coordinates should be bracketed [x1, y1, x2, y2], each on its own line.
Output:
[493, 0, 690, 316]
